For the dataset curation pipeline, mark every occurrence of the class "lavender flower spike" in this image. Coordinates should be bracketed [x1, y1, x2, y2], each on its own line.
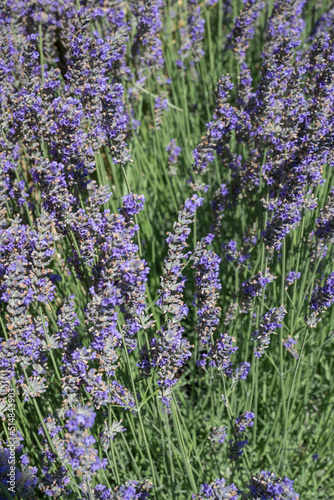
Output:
[166, 138, 181, 176]
[192, 234, 222, 344]
[244, 470, 299, 499]
[227, 0, 265, 63]
[307, 271, 334, 327]
[282, 336, 299, 359]
[94, 480, 154, 499]
[197, 333, 238, 375]
[140, 195, 203, 405]
[241, 270, 276, 313]
[252, 306, 286, 358]
[285, 271, 301, 289]
[192, 477, 240, 499]
[229, 412, 255, 461]
[209, 426, 227, 446]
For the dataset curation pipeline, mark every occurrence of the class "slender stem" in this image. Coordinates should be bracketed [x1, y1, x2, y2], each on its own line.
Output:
[280, 238, 287, 470]
[171, 397, 197, 492]
[108, 403, 121, 484]
[118, 320, 158, 486]
[133, 83, 184, 112]
[38, 24, 45, 84]
[165, 409, 175, 490]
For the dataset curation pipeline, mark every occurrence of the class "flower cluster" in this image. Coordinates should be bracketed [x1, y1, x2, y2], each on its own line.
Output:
[0, 213, 58, 403]
[226, 0, 265, 63]
[177, 0, 205, 69]
[209, 426, 228, 446]
[166, 139, 182, 176]
[197, 330, 251, 386]
[192, 234, 222, 344]
[316, 187, 334, 243]
[307, 271, 334, 327]
[243, 471, 299, 499]
[0, 431, 38, 499]
[130, 0, 164, 77]
[197, 333, 237, 375]
[188, 0, 334, 257]
[285, 271, 301, 289]
[240, 271, 276, 313]
[229, 412, 255, 461]
[193, 478, 239, 499]
[2, 0, 333, 497]
[94, 480, 153, 499]
[222, 239, 250, 265]
[282, 337, 299, 359]
[139, 195, 203, 405]
[100, 420, 127, 453]
[252, 306, 286, 358]
[38, 405, 107, 497]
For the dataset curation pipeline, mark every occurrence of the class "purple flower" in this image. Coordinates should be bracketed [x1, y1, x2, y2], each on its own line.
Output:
[192, 236, 221, 344]
[209, 426, 227, 446]
[228, 412, 255, 461]
[252, 306, 286, 357]
[241, 270, 276, 312]
[285, 271, 301, 289]
[308, 271, 334, 327]
[197, 333, 238, 375]
[233, 361, 251, 382]
[282, 336, 299, 359]
[65, 405, 96, 432]
[94, 480, 153, 499]
[120, 193, 146, 216]
[178, 1, 205, 68]
[316, 187, 334, 243]
[222, 239, 250, 264]
[235, 412, 255, 434]
[245, 470, 299, 499]
[192, 477, 239, 499]
[20, 454, 30, 466]
[0, 435, 38, 498]
[226, 0, 265, 63]
[140, 196, 203, 405]
[166, 139, 181, 176]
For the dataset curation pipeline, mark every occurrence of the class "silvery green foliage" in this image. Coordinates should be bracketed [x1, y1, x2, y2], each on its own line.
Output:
[100, 420, 126, 452]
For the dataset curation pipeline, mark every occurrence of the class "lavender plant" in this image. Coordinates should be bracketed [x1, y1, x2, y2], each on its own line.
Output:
[0, 1, 334, 499]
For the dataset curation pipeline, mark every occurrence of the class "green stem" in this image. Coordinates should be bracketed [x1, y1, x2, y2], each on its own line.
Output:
[280, 238, 287, 470]
[171, 397, 197, 492]
[38, 24, 45, 84]
[121, 165, 142, 257]
[38, 306, 61, 383]
[118, 320, 158, 486]
[108, 403, 121, 485]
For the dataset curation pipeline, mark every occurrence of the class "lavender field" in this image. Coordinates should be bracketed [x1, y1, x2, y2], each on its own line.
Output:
[1, 0, 334, 498]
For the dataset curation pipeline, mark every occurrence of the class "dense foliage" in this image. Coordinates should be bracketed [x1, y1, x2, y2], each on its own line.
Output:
[0, 0, 333, 498]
